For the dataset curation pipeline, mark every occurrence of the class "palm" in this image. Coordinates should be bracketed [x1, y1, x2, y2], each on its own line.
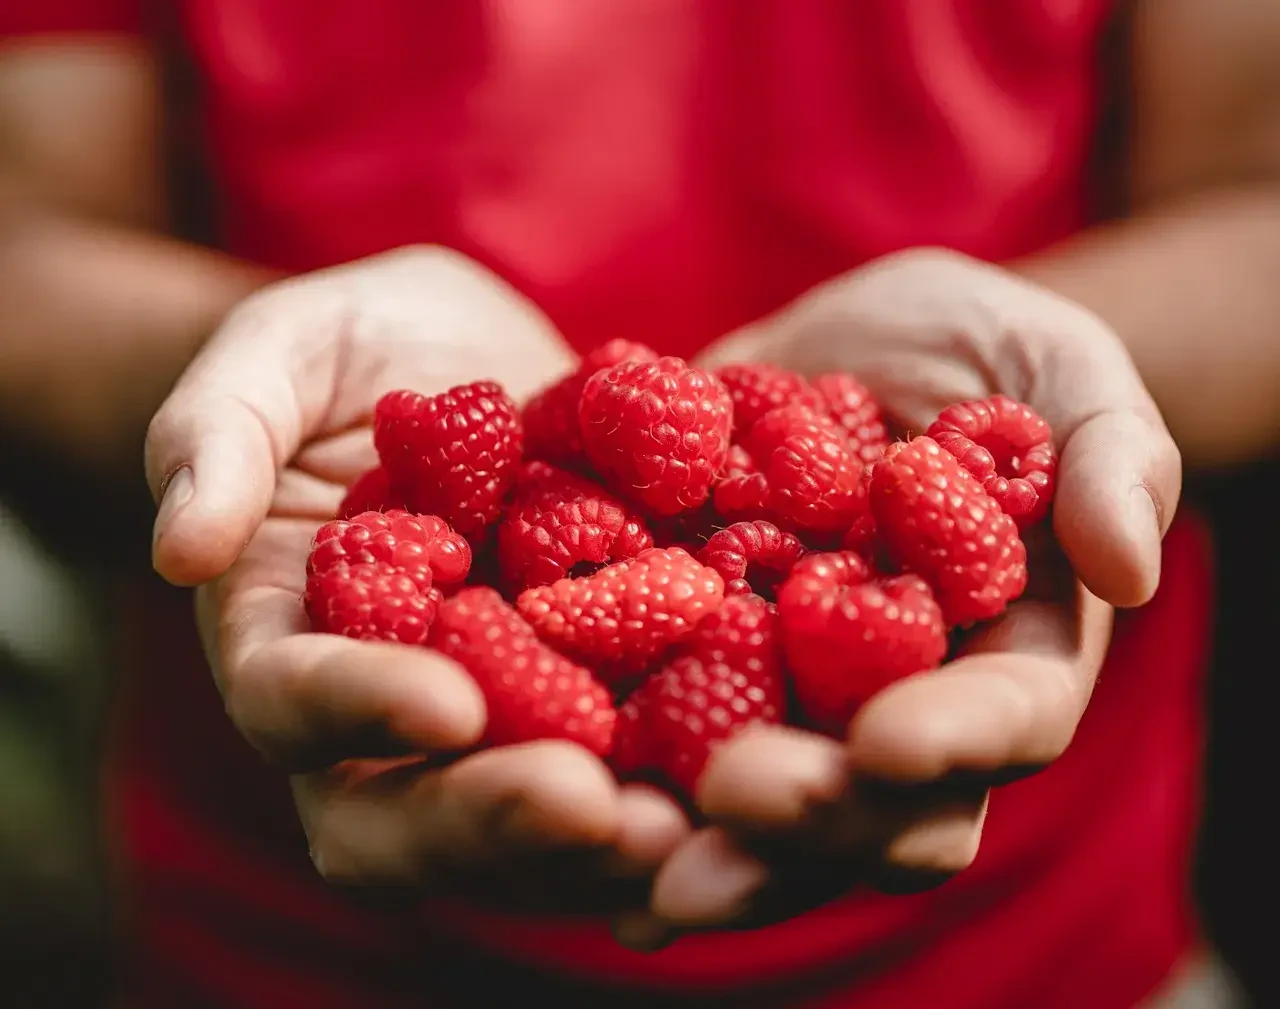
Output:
[635, 251, 1178, 938]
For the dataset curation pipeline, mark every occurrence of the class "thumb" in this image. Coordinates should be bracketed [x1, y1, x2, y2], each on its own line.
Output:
[145, 308, 320, 586]
[1034, 331, 1182, 609]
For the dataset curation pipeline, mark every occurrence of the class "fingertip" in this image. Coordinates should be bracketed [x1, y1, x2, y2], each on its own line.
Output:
[650, 828, 768, 926]
[386, 650, 488, 751]
[151, 423, 278, 586]
[454, 741, 624, 848]
[613, 784, 691, 873]
[698, 725, 847, 825]
[1053, 483, 1160, 608]
[1053, 414, 1171, 608]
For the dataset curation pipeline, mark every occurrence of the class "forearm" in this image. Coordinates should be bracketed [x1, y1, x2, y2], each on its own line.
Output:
[0, 197, 272, 476]
[1017, 186, 1280, 469]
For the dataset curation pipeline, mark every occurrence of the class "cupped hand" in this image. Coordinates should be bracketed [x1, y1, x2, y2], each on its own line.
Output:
[617, 248, 1181, 946]
[145, 246, 690, 911]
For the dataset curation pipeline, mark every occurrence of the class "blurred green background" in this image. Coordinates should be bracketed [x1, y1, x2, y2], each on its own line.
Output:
[0, 504, 112, 1008]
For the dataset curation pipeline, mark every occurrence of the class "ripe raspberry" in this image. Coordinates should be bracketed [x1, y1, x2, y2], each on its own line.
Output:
[373, 381, 523, 536]
[431, 587, 615, 755]
[497, 462, 653, 590]
[305, 561, 442, 646]
[731, 405, 868, 534]
[812, 373, 890, 465]
[579, 357, 733, 516]
[841, 510, 879, 557]
[926, 395, 1057, 528]
[870, 437, 1028, 626]
[777, 553, 946, 734]
[516, 546, 725, 683]
[698, 520, 805, 598]
[309, 510, 472, 589]
[613, 595, 784, 798]
[714, 362, 825, 439]
[523, 340, 659, 469]
[337, 466, 404, 519]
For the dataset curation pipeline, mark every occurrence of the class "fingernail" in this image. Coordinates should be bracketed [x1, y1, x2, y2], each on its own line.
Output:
[1129, 484, 1163, 540]
[153, 467, 194, 551]
[1127, 485, 1163, 597]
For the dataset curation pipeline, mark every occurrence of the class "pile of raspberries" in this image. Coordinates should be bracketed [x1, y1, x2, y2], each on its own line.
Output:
[305, 341, 1057, 800]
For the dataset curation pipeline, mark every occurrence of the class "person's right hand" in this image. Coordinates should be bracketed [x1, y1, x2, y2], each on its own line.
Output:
[144, 247, 691, 911]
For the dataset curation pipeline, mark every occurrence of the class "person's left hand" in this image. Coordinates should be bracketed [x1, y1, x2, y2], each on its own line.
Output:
[611, 248, 1182, 948]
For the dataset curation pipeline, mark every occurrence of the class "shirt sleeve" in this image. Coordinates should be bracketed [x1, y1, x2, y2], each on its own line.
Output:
[0, 0, 146, 39]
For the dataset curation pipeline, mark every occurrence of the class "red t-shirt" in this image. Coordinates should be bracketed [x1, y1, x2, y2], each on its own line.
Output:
[5, 3, 1212, 1007]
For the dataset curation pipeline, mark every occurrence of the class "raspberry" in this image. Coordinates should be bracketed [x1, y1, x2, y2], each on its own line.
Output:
[337, 466, 404, 519]
[431, 587, 615, 755]
[714, 362, 825, 439]
[497, 462, 653, 590]
[305, 561, 442, 645]
[841, 511, 879, 557]
[373, 381, 523, 536]
[516, 546, 725, 683]
[523, 340, 659, 469]
[309, 510, 472, 589]
[777, 553, 946, 734]
[723, 443, 757, 476]
[812, 373, 890, 465]
[870, 437, 1028, 626]
[579, 357, 733, 516]
[926, 395, 1057, 528]
[698, 520, 805, 598]
[730, 405, 868, 534]
[613, 595, 784, 797]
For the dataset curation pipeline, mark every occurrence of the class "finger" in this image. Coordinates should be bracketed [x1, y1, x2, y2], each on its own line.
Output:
[218, 583, 486, 770]
[1031, 331, 1181, 607]
[872, 790, 988, 891]
[293, 427, 379, 485]
[271, 468, 345, 519]
[608, 783, 693, 876]
[847, 588, 1111, 783]
[299, 741, 622, 888]
[697, 726, 850, 833]
[648, 827, 770, 927]
[146, 305, 341, 586]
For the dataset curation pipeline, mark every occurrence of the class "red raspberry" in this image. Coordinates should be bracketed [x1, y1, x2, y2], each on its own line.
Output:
[841, 511, 879, 557]
[523, 340, 659, 469]
[579, 357, 733, 516]
[337, 466, 404, 519]
[812, 373, 890, 465]
[777, 552, 946, 734]
[698, 520, 805, 598]
[926, 395, 1057, 528]
[309, 510, 472, 589]
[305, 561, 442, 646]
[613, 595, 784, 798]
[730, 405, 868, 534]
[870, 437, 1028, 626]
[373, 381, 523, 536]
[714, 362, 826, 439]
[516, 546, 725, 683]
[431, 587, 615, 755]
[497, 462, 653, 590]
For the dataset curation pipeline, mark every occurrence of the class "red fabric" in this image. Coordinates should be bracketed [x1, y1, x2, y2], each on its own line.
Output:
[13, 1, 1211, 1007]
[0, 0, 143, 37]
